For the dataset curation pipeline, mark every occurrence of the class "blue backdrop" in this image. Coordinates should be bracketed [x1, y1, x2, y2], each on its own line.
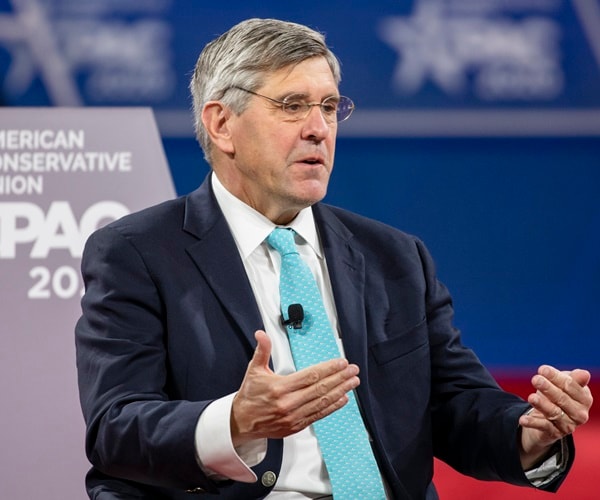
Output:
[162, 135, 600, 371]
[2, 0, 598, 370]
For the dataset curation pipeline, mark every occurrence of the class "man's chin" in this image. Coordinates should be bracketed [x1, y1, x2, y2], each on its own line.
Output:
[293, 184, 328, 207]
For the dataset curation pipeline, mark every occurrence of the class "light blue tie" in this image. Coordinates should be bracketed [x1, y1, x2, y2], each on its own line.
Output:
[267, 227, 386, 500]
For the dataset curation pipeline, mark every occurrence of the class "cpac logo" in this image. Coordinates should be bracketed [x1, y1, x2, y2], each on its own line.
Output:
[0, 200, 129, 259]
[378, 0, 566, 100]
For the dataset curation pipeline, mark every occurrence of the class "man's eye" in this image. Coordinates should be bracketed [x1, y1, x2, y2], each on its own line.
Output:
[283, 101, 306, 113]
[321, 102, 338, 115]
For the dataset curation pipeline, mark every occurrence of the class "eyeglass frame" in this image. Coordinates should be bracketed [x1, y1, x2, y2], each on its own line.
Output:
[225, 86, 355, 123]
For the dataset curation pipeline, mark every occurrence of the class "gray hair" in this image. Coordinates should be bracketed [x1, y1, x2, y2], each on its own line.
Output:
[190, 18, 342, 162]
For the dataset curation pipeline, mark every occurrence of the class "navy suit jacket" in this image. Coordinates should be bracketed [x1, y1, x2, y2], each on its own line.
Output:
[75, 176, 573, 499]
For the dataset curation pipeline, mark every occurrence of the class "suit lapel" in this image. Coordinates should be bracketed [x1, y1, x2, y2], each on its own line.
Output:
[313, 204, 369, 371]
[313, 203, 381, 431]
[182, 177, 264, 350]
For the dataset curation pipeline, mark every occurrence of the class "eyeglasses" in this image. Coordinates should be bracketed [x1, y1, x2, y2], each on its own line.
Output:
[228, 86, 355, 123]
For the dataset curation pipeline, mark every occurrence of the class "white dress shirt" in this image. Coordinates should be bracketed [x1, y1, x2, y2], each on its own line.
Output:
[195, 173, 341, 498]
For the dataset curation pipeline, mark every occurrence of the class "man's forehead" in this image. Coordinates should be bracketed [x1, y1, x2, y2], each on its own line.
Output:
[259, 58, 338, 93]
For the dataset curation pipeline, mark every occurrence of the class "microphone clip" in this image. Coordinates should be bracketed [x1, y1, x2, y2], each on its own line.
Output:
[282, 303, 304, 330]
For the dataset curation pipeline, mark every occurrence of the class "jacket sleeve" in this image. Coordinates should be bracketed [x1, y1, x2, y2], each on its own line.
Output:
[75, 225, 219, 494]
[417, 238, 574, 491]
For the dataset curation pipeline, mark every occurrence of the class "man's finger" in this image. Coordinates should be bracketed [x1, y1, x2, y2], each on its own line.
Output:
[532, 365, 593, 426]
[536, 365, 592, 403]
[570, 368, 591, 387]
[302, 394, 351, 428]
[292, 363, 360, 411]
[283, 358, 353, 393]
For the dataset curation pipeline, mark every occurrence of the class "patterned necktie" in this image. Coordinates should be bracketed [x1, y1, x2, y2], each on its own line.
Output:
[267, 227, 386, 500]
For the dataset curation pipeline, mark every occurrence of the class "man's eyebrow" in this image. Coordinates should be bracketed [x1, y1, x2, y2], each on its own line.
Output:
[279, 92, 339, 101]
[278, 91, 310, 101]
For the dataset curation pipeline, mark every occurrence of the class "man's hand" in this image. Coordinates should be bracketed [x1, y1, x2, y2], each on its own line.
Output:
[230, 330, 360, 447]
[519, 365, 593, 469]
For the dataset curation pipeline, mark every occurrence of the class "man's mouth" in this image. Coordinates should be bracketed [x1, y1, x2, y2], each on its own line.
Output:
[298, 156, 324, 166]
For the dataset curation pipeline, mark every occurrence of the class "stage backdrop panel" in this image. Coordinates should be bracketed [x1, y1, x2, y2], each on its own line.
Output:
[0, 108, 175, 499]
[2, 0, 599, 373]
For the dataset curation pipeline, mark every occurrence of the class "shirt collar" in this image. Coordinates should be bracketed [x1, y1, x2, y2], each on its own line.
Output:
[211, 173, 322, 260]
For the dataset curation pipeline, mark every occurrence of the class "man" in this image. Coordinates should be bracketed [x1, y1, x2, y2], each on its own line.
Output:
[75, 18, 592, 499]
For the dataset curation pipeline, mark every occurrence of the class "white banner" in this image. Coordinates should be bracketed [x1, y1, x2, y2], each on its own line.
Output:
[0, 107, 176, 499]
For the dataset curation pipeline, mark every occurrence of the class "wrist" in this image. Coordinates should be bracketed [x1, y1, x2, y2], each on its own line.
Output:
[520, 438, 559, 471]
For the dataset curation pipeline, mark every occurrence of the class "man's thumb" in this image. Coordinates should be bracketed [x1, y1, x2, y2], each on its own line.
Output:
[250, 330, 272, 370]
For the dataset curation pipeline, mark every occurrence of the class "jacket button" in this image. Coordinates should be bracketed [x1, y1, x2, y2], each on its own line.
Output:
[261, 470, 277, 487]
[185, 486, 206, 494]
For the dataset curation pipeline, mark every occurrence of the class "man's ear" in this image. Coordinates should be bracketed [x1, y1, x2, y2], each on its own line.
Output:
[201, 101, 235, 155]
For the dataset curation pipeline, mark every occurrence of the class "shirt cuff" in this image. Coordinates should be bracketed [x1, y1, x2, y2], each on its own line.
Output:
[194, 392, 267, 483]
[524, 438, 569, 488]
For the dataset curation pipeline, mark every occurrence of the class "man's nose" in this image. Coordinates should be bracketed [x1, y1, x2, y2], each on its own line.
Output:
[301, 105, 332, 141]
